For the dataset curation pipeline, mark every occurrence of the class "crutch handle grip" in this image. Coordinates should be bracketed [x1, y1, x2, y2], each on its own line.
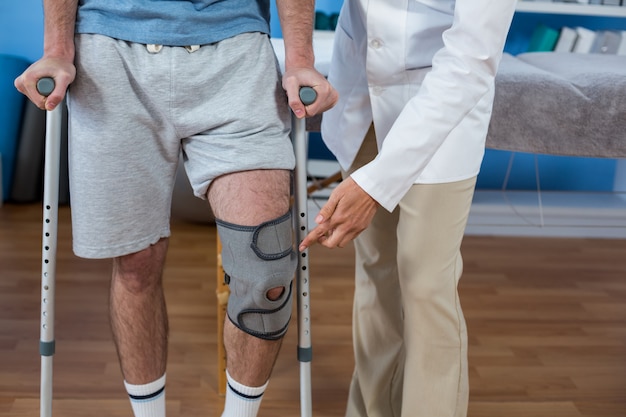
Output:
[299, 86, 317, 106]
[37, 77, 56, 97]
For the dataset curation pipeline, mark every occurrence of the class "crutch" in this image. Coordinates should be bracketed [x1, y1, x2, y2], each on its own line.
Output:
[292, 86, 317, 417]
[216, 88, 319, 413]
[36, 77, 62, 417]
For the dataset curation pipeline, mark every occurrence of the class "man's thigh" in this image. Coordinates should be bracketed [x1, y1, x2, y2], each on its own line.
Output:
[208, 169, 291, 226]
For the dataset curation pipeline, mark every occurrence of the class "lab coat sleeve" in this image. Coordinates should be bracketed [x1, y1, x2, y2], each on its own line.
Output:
[351, 0, 518, 212]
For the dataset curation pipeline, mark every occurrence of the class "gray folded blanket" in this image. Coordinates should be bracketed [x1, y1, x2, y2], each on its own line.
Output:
[487, 52, 626, 158]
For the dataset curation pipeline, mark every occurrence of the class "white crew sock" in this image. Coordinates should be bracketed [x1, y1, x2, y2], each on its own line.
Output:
[221, 370, 268, 417]
[124, 374, 166, 417]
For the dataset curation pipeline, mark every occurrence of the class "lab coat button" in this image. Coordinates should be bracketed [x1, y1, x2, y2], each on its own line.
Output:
[372, 86, 383, 95]
[369, 39, 382, 49]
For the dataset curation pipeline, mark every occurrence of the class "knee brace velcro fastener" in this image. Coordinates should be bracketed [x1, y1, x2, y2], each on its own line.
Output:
[216, 211, 297, 340]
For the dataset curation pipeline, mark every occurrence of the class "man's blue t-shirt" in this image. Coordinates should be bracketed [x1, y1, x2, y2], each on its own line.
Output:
[76, 0, 271, 46]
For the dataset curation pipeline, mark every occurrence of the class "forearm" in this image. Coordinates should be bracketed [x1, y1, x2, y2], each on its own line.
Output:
[42, 0, 78, 61]
[275, 0, 315, 71]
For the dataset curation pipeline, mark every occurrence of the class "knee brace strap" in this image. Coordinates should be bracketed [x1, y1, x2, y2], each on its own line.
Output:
[216, 211, 296, 340]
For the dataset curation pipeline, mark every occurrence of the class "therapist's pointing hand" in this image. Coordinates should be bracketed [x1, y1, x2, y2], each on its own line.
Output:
[299, 177, 379, 250]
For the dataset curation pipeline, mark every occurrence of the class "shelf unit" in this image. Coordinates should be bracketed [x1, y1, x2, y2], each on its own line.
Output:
[516, 1, 626, 17]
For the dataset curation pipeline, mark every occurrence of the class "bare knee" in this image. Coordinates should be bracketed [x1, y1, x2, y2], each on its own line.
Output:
[112, 238, 169, 294]
[266, 286, 285, 301]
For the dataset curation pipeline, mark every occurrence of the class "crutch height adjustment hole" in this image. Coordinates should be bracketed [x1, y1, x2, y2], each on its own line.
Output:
[300, 213, 305, 218]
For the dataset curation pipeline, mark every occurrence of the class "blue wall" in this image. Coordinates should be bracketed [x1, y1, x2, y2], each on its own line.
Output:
[0, 1, 44, 199]
[0, 1, 44, 63]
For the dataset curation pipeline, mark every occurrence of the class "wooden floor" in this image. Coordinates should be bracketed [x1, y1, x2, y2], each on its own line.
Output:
[1, 202, 625, 417]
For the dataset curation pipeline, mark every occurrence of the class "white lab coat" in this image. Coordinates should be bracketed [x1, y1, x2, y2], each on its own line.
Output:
[321, 0, 518, 212]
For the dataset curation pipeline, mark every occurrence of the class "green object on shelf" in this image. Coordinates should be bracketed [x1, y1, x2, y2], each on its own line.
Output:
[315, 11, 339, 30]
[315, 11, 331, 30]
[527, 23, 560, 52]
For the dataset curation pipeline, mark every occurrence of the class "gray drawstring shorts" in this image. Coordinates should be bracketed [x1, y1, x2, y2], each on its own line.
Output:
[67, 32, 294, 259]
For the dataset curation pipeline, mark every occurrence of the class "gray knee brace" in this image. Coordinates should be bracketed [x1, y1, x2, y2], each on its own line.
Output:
[216, 211, 297, 340]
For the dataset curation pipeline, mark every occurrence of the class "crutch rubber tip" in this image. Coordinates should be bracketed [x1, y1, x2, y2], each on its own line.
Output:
[37, 77, 55, 97]
[299, 87, 317, 106]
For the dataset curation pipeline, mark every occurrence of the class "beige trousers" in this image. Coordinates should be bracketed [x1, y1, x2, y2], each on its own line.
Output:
[344, 126, 476, 417]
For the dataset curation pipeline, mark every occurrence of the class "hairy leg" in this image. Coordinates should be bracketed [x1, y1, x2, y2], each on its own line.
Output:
[209, 169, 291, 386]
[110, 238, 170, 384]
